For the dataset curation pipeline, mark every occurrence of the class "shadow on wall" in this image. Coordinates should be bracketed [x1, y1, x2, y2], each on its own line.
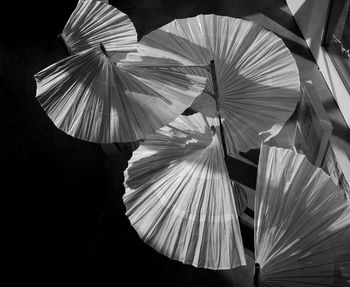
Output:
[304, 81, 350, 143]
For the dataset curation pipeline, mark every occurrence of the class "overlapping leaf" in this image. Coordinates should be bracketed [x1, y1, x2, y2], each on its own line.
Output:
[137, 15, 300, 156]
[35, 48, 206, 142]
[255, 145, 350, 286]
[123, 113, 246, 269]
[61, 0, 137, 54]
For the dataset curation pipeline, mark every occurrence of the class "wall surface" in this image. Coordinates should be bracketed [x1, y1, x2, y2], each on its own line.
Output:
[286, 0, 350, 210]
[287, 0, 350, 128]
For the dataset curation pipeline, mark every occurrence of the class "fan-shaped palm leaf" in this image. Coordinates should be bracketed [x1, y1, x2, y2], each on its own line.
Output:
[61, 0, 137, 54]
[137, 15, 300, 156]
[34, 48, 206, 142]
[123, 112, 246, 269]
[255, 144, 350, 287]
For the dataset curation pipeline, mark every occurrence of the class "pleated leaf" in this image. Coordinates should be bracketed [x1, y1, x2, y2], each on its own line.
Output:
[255, 144, 350, 287]
[123, 113, 246, 270]
[61, 0, 137, 54]
[137, 14, 300, 156]
[34, 48, 206, 143]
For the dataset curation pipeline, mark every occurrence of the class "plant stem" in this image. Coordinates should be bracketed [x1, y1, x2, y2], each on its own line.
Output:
[209, 60, 228, 157]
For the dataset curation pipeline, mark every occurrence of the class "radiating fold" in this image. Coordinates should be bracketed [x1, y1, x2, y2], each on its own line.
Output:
[255, 144, 350, 287]
[123, 113, 246, 269]
[137, 15, 300, 156]
[61, 0, 137, 54]
[35, 48, 206, 143]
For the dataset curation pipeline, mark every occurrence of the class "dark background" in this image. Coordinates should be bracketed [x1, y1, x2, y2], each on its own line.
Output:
[1, 0, 327, 284]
